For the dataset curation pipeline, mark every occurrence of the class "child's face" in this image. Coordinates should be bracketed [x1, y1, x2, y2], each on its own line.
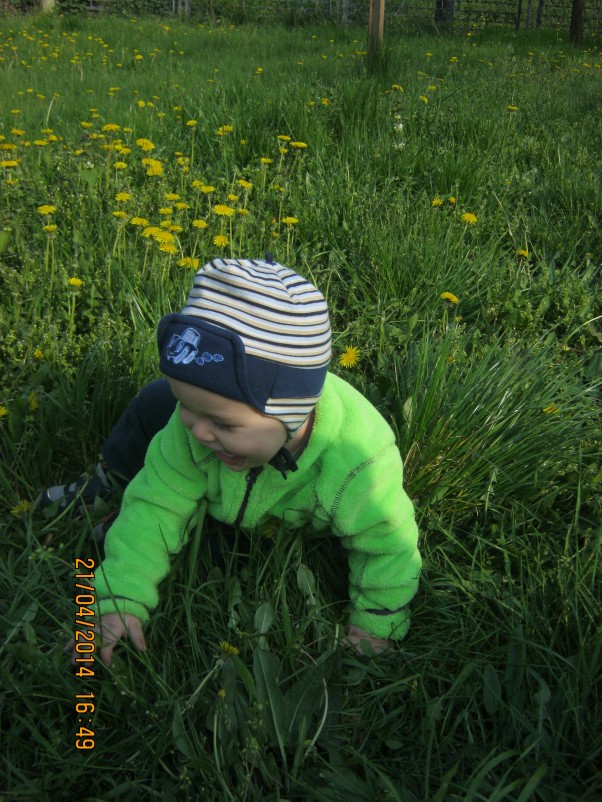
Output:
[167, 378, 289, 472]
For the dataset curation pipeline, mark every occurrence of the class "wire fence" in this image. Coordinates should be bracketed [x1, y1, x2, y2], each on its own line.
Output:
[173, 0, 601, 34]
[20, 0, 599, 35]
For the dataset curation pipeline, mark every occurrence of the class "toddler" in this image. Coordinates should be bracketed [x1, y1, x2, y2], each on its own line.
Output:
[63, 257, 421, 665]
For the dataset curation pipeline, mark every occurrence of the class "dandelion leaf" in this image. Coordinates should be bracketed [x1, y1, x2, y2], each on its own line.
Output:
[254, 600, 275, 635]
[284, 648, 338, 739]
[253, 647, 288, 754]
[296, 563, 316, 600]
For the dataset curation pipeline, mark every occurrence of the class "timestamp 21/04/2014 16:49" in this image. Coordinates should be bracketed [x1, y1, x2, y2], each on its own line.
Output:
[74, 557, 96, 750]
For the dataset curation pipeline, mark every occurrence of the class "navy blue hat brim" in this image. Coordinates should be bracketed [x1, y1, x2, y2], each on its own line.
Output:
[158, 313, 327, 414]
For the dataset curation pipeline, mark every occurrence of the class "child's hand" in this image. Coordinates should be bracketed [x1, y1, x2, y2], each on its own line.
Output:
[345, 624, 392, 656]
[65, 613, 147, 668]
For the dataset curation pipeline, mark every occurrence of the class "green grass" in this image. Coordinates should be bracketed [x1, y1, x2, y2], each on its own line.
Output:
[0, 13, 600, 801]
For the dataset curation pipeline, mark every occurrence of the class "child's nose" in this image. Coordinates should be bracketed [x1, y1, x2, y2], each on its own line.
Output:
[191, 418, 216, 444]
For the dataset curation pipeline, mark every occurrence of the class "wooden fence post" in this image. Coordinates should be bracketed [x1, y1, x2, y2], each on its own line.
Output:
[369, 0, 386, 50]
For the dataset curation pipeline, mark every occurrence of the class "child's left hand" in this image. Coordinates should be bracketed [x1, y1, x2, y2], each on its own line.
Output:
[345, 624, 392, 655]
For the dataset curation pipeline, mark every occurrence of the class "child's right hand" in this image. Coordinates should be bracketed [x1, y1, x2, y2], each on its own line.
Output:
[65, 612, 147, 668]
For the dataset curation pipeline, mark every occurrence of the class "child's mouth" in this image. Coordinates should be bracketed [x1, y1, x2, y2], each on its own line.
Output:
[216, 451, 242, 467]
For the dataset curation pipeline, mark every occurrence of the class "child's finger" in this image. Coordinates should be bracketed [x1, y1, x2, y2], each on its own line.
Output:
[99, 641, 116, 667]
[125, 619, 148, 654]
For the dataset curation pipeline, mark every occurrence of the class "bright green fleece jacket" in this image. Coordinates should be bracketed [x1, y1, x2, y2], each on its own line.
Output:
[94, 372, 421, 641]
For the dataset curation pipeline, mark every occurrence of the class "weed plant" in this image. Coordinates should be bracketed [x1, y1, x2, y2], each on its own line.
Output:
[0, 14, 600, 801]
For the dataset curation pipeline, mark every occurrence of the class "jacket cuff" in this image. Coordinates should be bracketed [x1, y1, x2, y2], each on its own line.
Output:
[347, 605, 411, 641]
[96, 596, 150, 624]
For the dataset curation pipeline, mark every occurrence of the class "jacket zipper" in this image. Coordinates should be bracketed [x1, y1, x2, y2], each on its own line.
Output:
[234, 466, 263, 527]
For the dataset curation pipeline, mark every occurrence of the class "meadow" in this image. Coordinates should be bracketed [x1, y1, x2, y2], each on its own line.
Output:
[0, 11, 600, 801]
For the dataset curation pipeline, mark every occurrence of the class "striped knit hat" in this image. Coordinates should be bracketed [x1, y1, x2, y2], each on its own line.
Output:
[158, 257, 332, 439]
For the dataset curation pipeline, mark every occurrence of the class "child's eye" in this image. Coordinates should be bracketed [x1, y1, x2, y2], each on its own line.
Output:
[215, 422, 234, 431]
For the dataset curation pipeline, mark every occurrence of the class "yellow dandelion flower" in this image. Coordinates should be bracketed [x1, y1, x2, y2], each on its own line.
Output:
[102, 123, 121, 132]
[321, 97, 330, 105]
[80, 121, 94, 129]
[11, 129, 25, 136]
[192, 219, 208, 229]
[516, 249, 530, 259]
[136, 138, 155, 151]
[143, 158, 163, 176]
[160, 207, 173, 215]
[277, 135, 292, 142]
[339, 346, 360, 369]
[130, 217, 150, 227]
[37, 205, 56, 215]
[282, 216, 299, 225]
[153, 230, 176, 244]
[440, 291, 459, 304]
[419, 96, 429, 104]
[392, 84, 404, 91]
[290, 141, 308, 149]
[174, 202, 189, 210]
[34, 348, 44, 360]
[279, 147, 289, 155]
[11, 500, 32, 518]
[112, 210, 128, 219]
[237, 208, 250, 216]
[507, 105, 519, 112]
[431, 197, 443, 207]
[165, 192, 180, 201]
[68, 277, 84, 288]
[42, 224, 57, 233]
[197, 184, 216, 193]
[0, 405, 8, 418]
[219, 640, 239, 656]
[1, 160, 20, 168]
[186, 119, 198, 127]
[115, 192, 131, 202]
[461, 212, 477, 225]
[213, 204, 236, 217]
[213, 234, 229, 248]
[178, 257, 200, 268]
[227, 194, 238, 202]
[142, 226, 163, 239]
[260, 157, 273, 165]
[238, 179, 253, 189]
[448, 196, 456, 205]
[114, 162, 128, 170]
[159, 243, 178, 255]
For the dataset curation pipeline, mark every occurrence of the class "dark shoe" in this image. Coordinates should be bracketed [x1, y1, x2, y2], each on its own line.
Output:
[90, 509, 120, 547]
[38, 461, 116, 515]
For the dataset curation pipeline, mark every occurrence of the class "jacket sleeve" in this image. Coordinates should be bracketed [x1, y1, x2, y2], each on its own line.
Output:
[93, 409, 207, 623]
[331, 441, 421, 641]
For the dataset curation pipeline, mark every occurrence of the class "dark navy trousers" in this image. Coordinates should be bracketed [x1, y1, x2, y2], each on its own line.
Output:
[102, 379, 177, 482]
